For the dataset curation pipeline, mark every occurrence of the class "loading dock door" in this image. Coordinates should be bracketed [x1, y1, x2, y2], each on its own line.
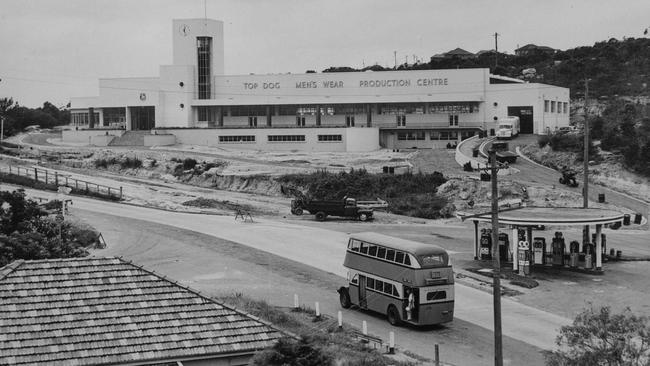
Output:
[508, 106, 534, 134]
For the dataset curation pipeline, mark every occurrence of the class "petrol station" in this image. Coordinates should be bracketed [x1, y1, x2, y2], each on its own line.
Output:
[458, 207, 626, 274]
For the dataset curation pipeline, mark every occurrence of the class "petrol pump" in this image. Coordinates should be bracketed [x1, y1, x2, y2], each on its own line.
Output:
[592, 233, 607, 262]
[584, 242, 595, 269]
[532, 237, 546, 265]
[569, 241, 580, 268]
[480, 228, 492, 260]
[552, 232, 566, 266]
[498, 233, 509, 261]
[517, 240, 531, 275]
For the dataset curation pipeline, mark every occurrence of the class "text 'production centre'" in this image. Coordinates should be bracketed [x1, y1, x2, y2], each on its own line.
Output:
[69, 18, 570, 152]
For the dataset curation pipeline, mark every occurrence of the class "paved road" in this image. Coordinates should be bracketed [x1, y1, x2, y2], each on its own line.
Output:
[18, 189, 570, 351]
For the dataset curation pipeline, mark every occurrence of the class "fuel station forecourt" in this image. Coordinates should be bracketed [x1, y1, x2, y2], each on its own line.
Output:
[457, 206, 626, 273]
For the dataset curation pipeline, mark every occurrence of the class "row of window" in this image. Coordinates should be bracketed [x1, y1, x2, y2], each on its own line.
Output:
[350, 274, 400, 297]
[544, 100, 568, 114]
[219, 135, 255, 142]
[349, 239, 413, 266]
[70, 112, 100, 126]
[318, 134, 342, 141]
[217, 134, 343, 143]
[220, 103, 479, 117]
[397, 131, 473, 140]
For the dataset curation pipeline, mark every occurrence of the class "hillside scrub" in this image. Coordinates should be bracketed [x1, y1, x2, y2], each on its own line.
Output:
[278, 169, 452, 219]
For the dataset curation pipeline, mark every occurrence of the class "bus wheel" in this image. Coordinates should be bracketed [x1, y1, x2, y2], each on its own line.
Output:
[387, 305, 402, 326]
[293, 208, 303, 215]
[358, 213, 368, 222]
[338, 288, 351, 309]
[315, 212, 326, 221]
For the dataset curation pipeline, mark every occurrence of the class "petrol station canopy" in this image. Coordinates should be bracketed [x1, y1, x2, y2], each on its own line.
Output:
[457, 206, 625, 226]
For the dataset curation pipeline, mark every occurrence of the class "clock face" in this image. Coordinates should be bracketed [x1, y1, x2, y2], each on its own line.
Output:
[179, 24, 189, 36]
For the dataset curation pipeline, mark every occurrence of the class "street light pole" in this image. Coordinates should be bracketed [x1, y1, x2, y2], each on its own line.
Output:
[490, 149, 503, 366]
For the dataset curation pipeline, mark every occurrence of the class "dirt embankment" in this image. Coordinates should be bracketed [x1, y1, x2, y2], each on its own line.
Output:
[521, 144, 650, 203]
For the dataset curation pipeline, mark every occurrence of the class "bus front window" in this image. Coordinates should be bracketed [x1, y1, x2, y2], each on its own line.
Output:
[420, 254, 446, 267]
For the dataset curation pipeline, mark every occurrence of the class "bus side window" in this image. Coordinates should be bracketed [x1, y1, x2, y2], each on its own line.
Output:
[351, 274, 358, 284]
[360, 243, 368, 254]
[368, 245, 378, 257]
[404, 255, 411, 266]
[375, 279, 384, 291]
[392, 285, 399, 297]
[367, 277, 374, 289]
[395, 251, 405, 264]
[383, 282, 392, 294]
[385, 249, 395, 261]
[376, 246, 386, 259]
[349, 240, 360, 252]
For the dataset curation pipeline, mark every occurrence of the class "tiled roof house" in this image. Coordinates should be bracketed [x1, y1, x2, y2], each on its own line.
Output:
[0, 257, 285, 366]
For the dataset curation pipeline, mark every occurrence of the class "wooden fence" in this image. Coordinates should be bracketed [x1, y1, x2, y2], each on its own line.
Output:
[2, 165, 123, 200]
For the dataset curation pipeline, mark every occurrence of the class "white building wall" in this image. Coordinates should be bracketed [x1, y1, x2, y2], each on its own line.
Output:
[485, 83, 569, 134]
[97, 78, 160, 107]
[159, 65, 195, 128]
[172, 19, 224, 75]
[156, 127, 379, 152]
[345, 128, 380, 152]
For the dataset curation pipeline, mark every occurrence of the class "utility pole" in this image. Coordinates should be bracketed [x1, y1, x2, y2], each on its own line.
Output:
[583, 79, 590, 244]
[494, 32, 500, 69]
[489, 149, 503, 366]
[394, 51, 397, 69]
[1, 116, 4, 144]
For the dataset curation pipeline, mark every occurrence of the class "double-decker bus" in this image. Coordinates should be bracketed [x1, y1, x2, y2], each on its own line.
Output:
[337, 232, 454, 326]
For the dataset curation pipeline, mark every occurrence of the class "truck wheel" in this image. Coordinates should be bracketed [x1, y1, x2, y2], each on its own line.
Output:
[387, 305, 401, 326]
[315, 212, 326, 221]
[358, 213, 369, 222]
[338, 288, 351, 309]
[293, 208, 303, 215]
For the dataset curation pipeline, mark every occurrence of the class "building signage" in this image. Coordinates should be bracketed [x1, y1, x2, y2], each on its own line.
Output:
[241, 77, 449, 90]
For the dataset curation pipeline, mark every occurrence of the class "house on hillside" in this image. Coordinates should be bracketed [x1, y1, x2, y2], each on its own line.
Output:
[430, 48, 476, 61]
[0, 257, 285, 366]
[515, 44, 557, 56]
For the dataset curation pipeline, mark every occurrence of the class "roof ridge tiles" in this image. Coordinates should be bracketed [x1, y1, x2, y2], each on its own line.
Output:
[0, 260, 25, 281]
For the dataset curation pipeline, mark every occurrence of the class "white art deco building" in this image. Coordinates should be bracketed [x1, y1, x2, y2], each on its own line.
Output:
[69, 18, 570, 152]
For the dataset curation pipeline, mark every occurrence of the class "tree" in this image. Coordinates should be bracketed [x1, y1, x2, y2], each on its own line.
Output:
[544, 306, 650, 366]
[0, 189, 93, 266]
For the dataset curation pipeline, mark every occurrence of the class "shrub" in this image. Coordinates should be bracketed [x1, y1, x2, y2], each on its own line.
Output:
[463, 161, 473, 171]
[182, 158, 197, 170]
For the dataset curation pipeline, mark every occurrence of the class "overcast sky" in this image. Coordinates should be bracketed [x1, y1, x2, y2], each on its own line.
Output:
[1, 0, 649, 108]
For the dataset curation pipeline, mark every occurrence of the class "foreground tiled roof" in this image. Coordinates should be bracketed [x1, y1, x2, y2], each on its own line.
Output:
[0, 257, 283, 366]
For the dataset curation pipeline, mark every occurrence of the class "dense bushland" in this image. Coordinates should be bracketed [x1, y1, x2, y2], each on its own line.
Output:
[278, 169, 451, 219]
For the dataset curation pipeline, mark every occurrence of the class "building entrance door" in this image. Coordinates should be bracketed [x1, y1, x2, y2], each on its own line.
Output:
[508, 106, 534, 134]
[130, 106, 155, 130]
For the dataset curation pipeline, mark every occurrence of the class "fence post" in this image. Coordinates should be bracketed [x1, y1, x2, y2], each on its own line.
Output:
[388, 332, 395, 354]
[315, 302, 320, 318]
[362, 321, 367, 336]
[120, 187, 123, 200]
[65, 177, 69, 186]
[108, 188, 111, 196]
[435, 344, 440, 366]
[85, 182, 88, 192]
[55, 172, 58, 186]
[34, 168, 38, 182]
[338, 311, 342, 329]
[293, 294, 299, 309]
[45, 170, 48, 184]
[75, 180, 78, 190]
